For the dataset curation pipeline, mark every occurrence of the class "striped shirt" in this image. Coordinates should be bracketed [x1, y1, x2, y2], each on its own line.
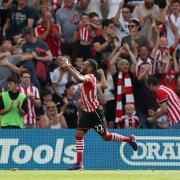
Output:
[136, 57, 156, 76]
[80, 74, 99, 112]
[18, 85, 40, 125]
[79, 26, 91, 42]
[156, 85, 180, 125]
[118, 115, 140, 129]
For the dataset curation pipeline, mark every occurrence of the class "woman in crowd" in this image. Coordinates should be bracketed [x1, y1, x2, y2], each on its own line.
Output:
[38, 101, 68, 129]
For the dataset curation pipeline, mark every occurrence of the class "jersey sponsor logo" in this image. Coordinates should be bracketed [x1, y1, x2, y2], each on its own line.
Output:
[0, 139, 76, 165]
[120, 136, 180, 166]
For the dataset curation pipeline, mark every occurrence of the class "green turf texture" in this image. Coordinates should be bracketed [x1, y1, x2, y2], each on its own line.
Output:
[0, 171, 180, 180]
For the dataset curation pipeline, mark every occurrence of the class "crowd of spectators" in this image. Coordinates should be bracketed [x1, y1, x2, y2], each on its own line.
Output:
[0, 0, 179, 129]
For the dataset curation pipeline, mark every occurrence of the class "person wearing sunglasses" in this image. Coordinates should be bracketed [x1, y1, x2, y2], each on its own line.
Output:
[121, 18, 148, 53]
[38, 101, 67, 129]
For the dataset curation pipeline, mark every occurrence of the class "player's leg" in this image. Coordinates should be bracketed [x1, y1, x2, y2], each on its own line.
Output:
[76, 128, 88, 168]
[68, 111, 90, 170]
[92, 107, 138, 151]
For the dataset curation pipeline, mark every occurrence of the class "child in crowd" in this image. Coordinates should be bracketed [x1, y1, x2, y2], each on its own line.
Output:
[117, 104, 141, 129]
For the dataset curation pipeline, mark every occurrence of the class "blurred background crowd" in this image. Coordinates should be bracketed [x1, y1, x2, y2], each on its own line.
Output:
[0, 0, 179, 129]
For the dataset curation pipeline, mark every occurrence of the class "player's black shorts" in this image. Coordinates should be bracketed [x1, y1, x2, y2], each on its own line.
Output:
[78, 106, 108, 135]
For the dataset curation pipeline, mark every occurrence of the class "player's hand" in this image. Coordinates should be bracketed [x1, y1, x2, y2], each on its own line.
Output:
[148, 109, 155, 117]
[62, 57, 70, 66]
[147, 117, 155, 123]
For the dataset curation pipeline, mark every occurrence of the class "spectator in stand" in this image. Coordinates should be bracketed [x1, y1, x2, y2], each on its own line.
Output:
[22, 26, 52, 90]
[27, 0, 40, 25]
[93, 19, 119, 68]
[74, 13, 92, 60]
[56, 0, 81, 60]
[133, 0, 161, 38]
[35, 10, 62, 58]
[159, 52, 179, 92]
[0, 0, 12, 40]
[108, 44, 137, 124]
[113, 2, 132, 41]
[3, 0, 35, 41]
[88, 12, 103, 38]
[0, 39, 33, 91]
[38, 100, 68, 128]
[50, 55, 73, 98]
[134, 62, 158, 128]
[0, 75, 28, 128]
[18, 69, 41, 128]
[149, 27, 170, 72]
[117, 104, 141, 129]
[136, 46, 155, 77]
[74, 57, 84, 73]
[63, 81, 78, 128]
[162, 0, 180, 48]
[42, 89, 64, 112]
[121, 18, 149, 53]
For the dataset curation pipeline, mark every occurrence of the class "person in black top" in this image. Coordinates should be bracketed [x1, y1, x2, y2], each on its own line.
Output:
[3, 0, 34, 41]
[93, 19, 120, 68]
[133, 62, 159, 128]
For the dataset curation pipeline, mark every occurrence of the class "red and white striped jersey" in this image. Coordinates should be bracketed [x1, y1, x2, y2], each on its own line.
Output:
[80, 74, 99, 112]
[18, 85, 40, 125]
[136, 57, 155, 76]
[156, 85, 180, 125]
[118, 115, 140, 129]
[79, 26, 91, 42]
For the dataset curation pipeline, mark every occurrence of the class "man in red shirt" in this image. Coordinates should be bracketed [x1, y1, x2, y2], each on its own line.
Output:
[35, 10, 61, 58]
[63, 57, 137, 170]
[147, 76, 180, 128]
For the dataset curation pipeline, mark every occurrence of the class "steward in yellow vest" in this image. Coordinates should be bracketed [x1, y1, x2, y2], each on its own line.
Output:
[0, 75, 28, 128]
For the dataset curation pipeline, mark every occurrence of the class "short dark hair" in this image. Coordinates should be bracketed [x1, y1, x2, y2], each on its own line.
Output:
[88, 12, 99, 19]
[87, 59, 98, 72]
[22, 26, 34, 36]
[139, 62, 150, 68]
[7, 74, 19, 84]
[65, 81, 75, 89]
[102, 19, 114, 28]
[42, 89, 52, 97]
[81, 13, 88, 17]
[20, 68, 30, 77]
[122, 4, 132, 12]
[147, 75, 160, 86]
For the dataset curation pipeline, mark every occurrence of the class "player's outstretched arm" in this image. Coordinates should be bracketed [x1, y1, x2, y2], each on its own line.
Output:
[62, 57, 87, 83]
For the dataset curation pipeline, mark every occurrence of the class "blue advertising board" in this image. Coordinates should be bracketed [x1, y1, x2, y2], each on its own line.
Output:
[0, 129, 180, 170]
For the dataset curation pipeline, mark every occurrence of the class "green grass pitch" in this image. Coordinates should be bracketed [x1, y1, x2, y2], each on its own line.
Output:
[0, 170, 180, 180]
